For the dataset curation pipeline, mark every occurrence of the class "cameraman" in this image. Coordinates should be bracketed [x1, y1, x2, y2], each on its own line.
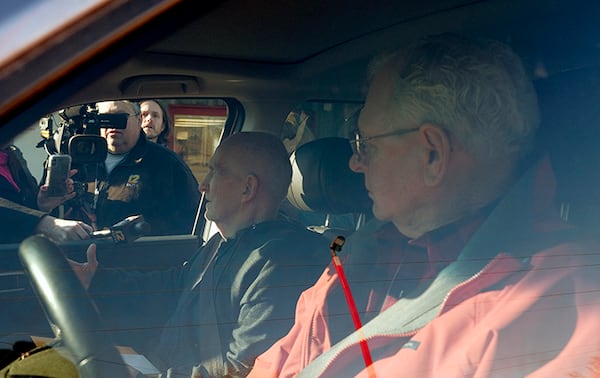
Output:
[45, 100, 200, 236]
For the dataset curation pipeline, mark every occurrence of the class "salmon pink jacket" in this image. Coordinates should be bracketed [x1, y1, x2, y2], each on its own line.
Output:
[249, 158, 600, 378]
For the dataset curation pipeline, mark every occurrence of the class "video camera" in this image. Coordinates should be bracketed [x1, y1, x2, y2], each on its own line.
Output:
[38, 104, 128, 164]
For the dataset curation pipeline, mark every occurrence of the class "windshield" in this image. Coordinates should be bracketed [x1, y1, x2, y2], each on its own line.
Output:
[0, 0, 110, 67]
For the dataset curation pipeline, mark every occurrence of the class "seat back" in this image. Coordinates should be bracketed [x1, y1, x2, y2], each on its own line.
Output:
[535, 67, 600, 231]
[285, 137, 372, 238]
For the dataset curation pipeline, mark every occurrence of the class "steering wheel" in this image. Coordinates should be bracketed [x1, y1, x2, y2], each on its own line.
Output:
[18, 235, 130, 377]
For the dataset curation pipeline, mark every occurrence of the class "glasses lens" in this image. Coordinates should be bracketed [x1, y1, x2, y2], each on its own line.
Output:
[349, 129, 366, 161]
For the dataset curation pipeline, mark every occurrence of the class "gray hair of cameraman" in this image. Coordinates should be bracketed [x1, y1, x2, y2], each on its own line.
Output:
[96, 100, 140, 117]
[368, 33, 540, 166]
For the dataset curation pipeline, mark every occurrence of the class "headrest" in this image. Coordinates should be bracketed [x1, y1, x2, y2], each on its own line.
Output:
[287, 137, 372, 214]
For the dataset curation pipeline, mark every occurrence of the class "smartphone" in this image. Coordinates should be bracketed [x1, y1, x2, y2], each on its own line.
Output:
[44, 154, 72, 197]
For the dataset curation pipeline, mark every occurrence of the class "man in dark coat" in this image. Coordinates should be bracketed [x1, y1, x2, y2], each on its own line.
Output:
[71, 131, 331, 377]
[46, 100, 200, 236]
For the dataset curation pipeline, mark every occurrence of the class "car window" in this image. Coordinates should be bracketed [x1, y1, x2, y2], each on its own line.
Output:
[14, 99, 228, 183]
[2, 1, 600, 377]
[280, 102, 362, 155]
[168, 100, 227, 182]
[279, 101, 369, 235]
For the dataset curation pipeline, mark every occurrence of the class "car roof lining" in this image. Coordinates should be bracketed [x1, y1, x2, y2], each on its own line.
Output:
[3, 0, 600, 141]
[66, 0, 600, 106]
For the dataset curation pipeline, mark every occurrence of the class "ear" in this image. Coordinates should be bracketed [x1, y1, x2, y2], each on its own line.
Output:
[418, 124, 451, 186]
[241, 174, 259, 202]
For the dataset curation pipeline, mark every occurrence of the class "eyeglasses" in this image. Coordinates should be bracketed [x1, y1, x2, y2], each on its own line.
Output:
[349, 127, 420, 163]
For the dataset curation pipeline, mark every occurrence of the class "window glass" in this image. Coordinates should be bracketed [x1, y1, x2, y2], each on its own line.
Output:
[16, 99, 228, 185]
[164, 99, 227, 183]
[280, 102, 362, 155]
[280, 101, 367, 233]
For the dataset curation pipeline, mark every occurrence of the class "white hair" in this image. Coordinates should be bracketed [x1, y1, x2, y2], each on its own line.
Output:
[369, 33, 540, 166]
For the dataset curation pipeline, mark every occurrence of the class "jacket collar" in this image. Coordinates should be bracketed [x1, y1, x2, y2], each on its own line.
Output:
[222, 219, 293, 242]
[116, 130, 147, 166]
[383, 156, 562, 323]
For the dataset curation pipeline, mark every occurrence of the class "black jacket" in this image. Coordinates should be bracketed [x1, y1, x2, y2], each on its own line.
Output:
[89, 219, 331, 377]
[63, 132, 200, 235]
[0, 145, 46, 243]
[0, 145, 39, 209]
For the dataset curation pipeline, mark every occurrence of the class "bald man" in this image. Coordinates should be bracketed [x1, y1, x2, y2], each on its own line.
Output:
[70, 131, 331, 377]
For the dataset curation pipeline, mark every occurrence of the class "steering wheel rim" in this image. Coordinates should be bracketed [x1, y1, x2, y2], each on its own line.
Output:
[18, 235, 130, 377]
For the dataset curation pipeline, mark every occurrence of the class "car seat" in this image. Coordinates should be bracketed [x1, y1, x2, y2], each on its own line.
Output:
[535, 67, 600, 232]
[285, 137, 372, 241]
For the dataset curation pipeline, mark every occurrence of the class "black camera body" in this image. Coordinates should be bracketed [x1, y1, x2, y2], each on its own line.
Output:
[38, 104, 128, 164]
[38, 104, 130, 201]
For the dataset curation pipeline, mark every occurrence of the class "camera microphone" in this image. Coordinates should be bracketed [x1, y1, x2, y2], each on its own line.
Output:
[91, 215, 150, 243]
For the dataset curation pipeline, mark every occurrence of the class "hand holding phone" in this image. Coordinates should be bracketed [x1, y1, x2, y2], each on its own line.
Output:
[44, 154, 72, 197]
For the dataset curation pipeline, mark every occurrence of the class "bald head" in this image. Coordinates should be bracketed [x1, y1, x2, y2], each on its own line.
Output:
[218, 132, 292, 203]
[200, 131, 292, 237]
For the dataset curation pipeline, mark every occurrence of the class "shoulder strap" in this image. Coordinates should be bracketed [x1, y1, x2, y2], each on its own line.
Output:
[299, 224, 584, 377]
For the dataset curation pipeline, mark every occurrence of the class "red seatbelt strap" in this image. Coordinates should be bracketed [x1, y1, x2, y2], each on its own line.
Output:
[330, 236, 376, 378]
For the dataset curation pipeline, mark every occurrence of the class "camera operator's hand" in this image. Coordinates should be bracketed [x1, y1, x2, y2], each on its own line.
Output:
[37, 168, 78, 212]
[68, 243, 98, 290]
[35, 215, 93, 242]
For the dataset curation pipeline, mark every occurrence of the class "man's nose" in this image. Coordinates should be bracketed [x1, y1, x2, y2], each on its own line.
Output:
[348, 153, 364, 173]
